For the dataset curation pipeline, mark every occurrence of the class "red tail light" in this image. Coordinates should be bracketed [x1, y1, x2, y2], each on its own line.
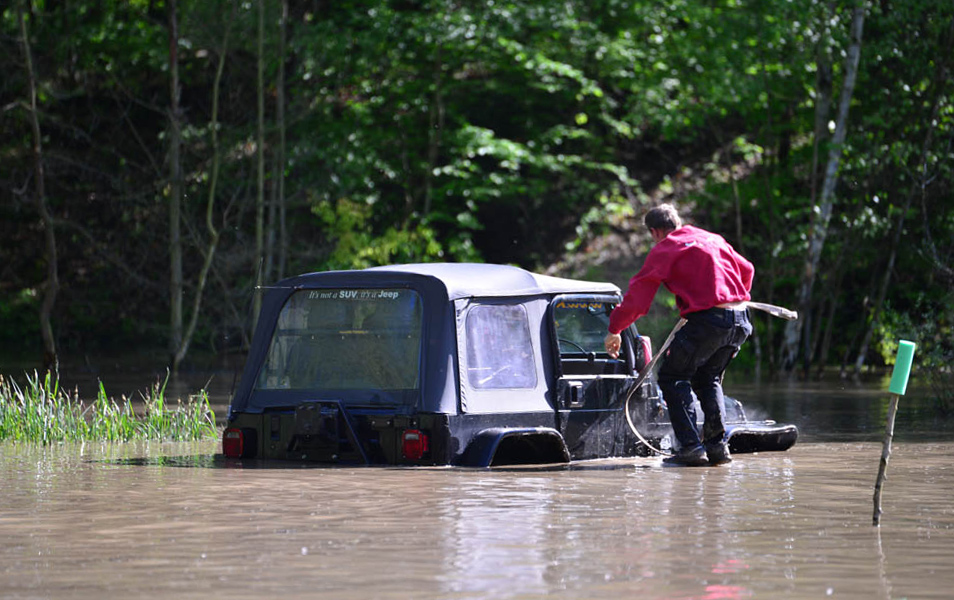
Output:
[223, 427, 244, 458]
[402, 429, 429, 461]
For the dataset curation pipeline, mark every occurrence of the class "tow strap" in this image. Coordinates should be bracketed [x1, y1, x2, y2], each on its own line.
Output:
[623, 301, 798, 456]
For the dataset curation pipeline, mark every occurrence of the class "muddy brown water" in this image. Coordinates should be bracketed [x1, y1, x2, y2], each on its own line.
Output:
[3, 375, 954, 599]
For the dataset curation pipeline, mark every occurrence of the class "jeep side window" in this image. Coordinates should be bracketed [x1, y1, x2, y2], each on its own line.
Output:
[553, 300, 616, 356]
[552, 298, 633, 376]
[464, 304, 537, 390]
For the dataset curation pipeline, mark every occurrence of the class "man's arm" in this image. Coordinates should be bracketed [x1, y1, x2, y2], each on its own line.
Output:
[607, 268, 662, 334]
[736, 250, 755, 292]
[604, 257, 664, 357]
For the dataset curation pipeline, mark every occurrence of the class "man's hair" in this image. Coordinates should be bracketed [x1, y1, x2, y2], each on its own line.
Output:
[644, 204, 682, 231]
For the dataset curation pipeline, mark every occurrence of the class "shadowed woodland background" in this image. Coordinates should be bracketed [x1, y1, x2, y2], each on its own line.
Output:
[2, 0, 952, 399]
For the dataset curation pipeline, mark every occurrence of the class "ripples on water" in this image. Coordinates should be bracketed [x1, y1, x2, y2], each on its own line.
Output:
[2, 370, 953, 598]
[2, 437, 954, 599]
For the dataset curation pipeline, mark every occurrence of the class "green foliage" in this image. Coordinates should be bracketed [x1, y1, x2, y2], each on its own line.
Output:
[311, 196, 453, 269]
[567, 187, 636, 252]
[0, 371, 217, 444]
[1, 0, 952, 395]
[879, 299, 954, 414]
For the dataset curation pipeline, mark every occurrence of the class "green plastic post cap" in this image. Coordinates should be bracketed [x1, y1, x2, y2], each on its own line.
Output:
[888, 340, 916, 396]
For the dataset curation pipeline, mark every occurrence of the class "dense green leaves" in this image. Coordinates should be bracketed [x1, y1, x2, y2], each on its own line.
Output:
[1, 0, 952, 379]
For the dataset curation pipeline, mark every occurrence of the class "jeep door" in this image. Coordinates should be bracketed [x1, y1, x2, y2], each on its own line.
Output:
[549, 294, 639, 459]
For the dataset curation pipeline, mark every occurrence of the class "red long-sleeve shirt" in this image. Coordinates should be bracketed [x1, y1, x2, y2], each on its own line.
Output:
[608, 225, 754, 334]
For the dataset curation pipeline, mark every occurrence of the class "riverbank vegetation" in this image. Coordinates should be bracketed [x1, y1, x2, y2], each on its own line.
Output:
[0, 372, 217, 444]
[2, 0, 952, 384]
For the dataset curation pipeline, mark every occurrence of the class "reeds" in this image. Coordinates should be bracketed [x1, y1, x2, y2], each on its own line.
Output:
[0, 371, 217, 444]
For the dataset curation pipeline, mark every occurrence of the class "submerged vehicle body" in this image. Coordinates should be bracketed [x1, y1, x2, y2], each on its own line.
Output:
[223, 263, 797, 466]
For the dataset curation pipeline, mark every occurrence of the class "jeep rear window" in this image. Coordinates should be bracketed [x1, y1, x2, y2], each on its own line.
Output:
[464, 304, 537, 390]
[255, 288, 423, 392]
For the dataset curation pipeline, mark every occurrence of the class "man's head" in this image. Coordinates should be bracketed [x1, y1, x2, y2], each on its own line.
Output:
[644, 204, 682, 242]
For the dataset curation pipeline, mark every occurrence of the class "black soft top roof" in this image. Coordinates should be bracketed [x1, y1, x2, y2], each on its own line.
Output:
[277, 262, 620, 299]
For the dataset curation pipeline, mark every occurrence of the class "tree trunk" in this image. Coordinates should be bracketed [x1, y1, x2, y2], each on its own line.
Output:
[763, 169, 779, 376]
[852, 195, 912, 376]
[724, 138, 762, 377]
[812, 248, 846, 379]
[400, 129, 415, 224]
[800, 17, 833, 378]
[172, 11, 233, 372]
[253, 0, 266, 332]
[781, 4, 865, 371]
[18, 1, 59, 372]
[815, 287, 841, 380]
[809, 294, 827, 366]
[167, 0, 184, 363]
[799, 307, 814, 379]
[265, 150, 278, 285]
[424, 42, 445, 217]
[810, 3, 834, 209]
[277, 0, 288, 280]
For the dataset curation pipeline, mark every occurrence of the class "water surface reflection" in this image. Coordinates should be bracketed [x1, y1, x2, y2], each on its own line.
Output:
[2, 438, 954, 599]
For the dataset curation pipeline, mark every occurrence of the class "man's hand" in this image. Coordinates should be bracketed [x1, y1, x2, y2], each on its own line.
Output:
[604, 332, 622, 359]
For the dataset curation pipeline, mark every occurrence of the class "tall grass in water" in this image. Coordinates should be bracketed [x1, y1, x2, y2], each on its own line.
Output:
[0, 371, 217, 444]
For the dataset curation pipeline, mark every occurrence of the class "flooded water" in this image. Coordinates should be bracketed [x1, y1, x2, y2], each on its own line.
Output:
[3, 371, 954, 598]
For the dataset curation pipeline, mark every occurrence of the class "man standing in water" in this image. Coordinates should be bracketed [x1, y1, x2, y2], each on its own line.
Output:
[604, 204, 754, 466]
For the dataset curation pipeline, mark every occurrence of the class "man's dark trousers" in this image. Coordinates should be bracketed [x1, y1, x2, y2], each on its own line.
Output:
[657, 307, 753, 453]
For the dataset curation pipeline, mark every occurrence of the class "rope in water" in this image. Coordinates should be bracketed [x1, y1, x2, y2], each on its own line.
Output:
[622, 301, 798, 457]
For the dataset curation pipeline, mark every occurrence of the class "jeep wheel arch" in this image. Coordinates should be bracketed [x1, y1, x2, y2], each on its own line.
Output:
[459, 427, 571, 467]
